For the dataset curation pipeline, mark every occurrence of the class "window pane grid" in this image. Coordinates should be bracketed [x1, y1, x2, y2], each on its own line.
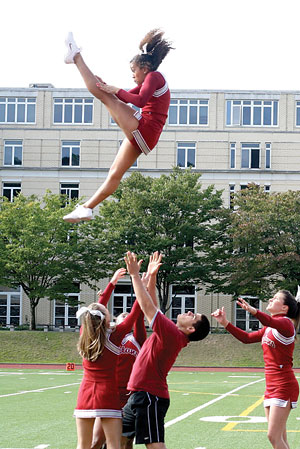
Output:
[171, 286, 196, 323]
[0, 97, 36, 123]
[241, 143, 260, 169]
[169, 99, 208, 125]
[2, 182, 21, 202]
[54, 98, 94, 124]
[227, 100, 278, 126]
[177, 142, 196, 168]
[61, 141, 80, 167]
[4, 140, 23, 166]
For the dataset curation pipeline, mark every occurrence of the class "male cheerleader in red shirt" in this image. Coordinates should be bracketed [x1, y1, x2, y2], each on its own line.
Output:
[123, 251, 210, 449]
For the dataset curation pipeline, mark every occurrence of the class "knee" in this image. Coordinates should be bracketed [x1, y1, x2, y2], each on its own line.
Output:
[107, 165, 123, 183]
[267, 430, 278, 447]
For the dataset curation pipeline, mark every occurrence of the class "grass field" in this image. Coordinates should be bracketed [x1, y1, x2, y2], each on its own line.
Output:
[1, 367, 300, 449]
[2, 331, 300, 367]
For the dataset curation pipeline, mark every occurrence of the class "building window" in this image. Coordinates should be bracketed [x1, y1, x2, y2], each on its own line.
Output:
[0, 97, 36, 123]
[235, 296, 260, 331]
[171, 285, 196, 322]
[113, 284, 136, 318]
[0, 288, 21, 326]
[229, 184, 235, 209]
[54, 290, 80, 328]
[4, 140, 23, 166]
[60, 183, 79, 200]
[53, 98, 93, 124]
[230, 143, 236, 169]
[264, 184, 271, 193]
[2, 182, 21, 202]
[241, 143, 260, 169]
[169, 99, 208, 125]
[296, 101, 300, 126]
[265, 143, 271, 169]
[61, 141, 80, 167]
[177, 142, 196, 168]
[226, 100, 278, 127]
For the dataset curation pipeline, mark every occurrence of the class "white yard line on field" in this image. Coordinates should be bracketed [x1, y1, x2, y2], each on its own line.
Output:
[165, 377, 265, 427]
[0, 382, 80, 398]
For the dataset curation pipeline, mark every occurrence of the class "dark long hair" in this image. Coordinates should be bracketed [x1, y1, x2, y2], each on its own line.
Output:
[131, 29, 173, 72]
[279, 290, 300, 332]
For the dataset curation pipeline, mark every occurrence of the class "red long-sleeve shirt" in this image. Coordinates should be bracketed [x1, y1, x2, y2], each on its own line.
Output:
[116, 71, 170, 125]
[226, 311, 296, 375]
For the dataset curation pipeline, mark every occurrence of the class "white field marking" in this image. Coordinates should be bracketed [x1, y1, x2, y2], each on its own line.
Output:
[35, 445, 50, 449]
[0, 382, 80, 398]
[165, 378, 264, 428]
[228, 375, 261, 379]
[200, 415, 267, 423]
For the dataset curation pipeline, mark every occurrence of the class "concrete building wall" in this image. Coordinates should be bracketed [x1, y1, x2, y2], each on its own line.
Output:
[1, 85, 300, 329]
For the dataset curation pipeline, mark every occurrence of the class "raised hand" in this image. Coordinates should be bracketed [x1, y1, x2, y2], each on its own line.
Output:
[147, 251, 162, 276]
[236, 298, 257, 315]
[96, 80, 119, 95]
[211, 307, 229, 327]
[110, 267, 127, 285]
[124, 252, 143, 277]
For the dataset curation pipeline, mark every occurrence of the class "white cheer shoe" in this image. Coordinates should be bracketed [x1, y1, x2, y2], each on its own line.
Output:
[64, 32, 81, 64]
[63, 205, 93, 223]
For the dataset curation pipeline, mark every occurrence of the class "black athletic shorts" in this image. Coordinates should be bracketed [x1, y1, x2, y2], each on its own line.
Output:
[122, 391, 170, 445]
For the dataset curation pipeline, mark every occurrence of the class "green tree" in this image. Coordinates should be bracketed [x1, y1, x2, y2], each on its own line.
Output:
[90, 168, 229, 313]
[0, 193, 107, 329]
[221, 184, 300, 299]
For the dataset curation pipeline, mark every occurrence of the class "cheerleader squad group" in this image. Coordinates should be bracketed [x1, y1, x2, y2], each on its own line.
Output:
[63, 30, 300, 449]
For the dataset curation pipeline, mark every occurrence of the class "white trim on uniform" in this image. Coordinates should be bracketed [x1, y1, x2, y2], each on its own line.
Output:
[272, 318, 295, 346]
[131, 129, 151, 155]
[121, 332, 141, 351]
[74, 408, 122, 418]
[104, 330, 121, 355]
[264, 398, 297, 409]
[153, 80, 169, 98]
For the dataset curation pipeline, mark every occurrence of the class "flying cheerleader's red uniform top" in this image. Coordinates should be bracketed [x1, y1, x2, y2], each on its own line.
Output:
[98, 282, 147, 408]
[116, 71, 170, 155]
[74, 298, 142, 419]
[226, 310, 299, 408]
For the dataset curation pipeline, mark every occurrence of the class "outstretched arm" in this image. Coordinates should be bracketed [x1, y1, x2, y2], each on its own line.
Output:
[98, 268, 126, 306]
[125, 251, 157, 324]
[211, 306, 263, 344]
[237, 297, 294, 337]
[145, 251, 162, 308]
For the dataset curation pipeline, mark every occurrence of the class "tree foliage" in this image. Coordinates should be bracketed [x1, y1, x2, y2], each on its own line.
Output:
[0, 193, 108, 329]
[220, 184, 300, 299]
[90, 168, 229, 312]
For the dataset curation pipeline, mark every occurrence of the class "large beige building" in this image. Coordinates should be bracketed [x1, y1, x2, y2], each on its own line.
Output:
[1, 84, 300, 331]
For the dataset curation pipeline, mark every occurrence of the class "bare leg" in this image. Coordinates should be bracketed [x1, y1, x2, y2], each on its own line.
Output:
[74, 54, 139, 140]
[101, 418, 122, 449]
[265, 404, 291, 449]
[91, 418, 106, 449]
[76, 417, 95, 449]
[84, 138, 140, 209]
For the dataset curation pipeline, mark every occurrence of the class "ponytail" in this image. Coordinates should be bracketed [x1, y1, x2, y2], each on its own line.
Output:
[280, 290, 300, 333]
[131, 29, 173, 72]
[77, 303, 107, 361]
